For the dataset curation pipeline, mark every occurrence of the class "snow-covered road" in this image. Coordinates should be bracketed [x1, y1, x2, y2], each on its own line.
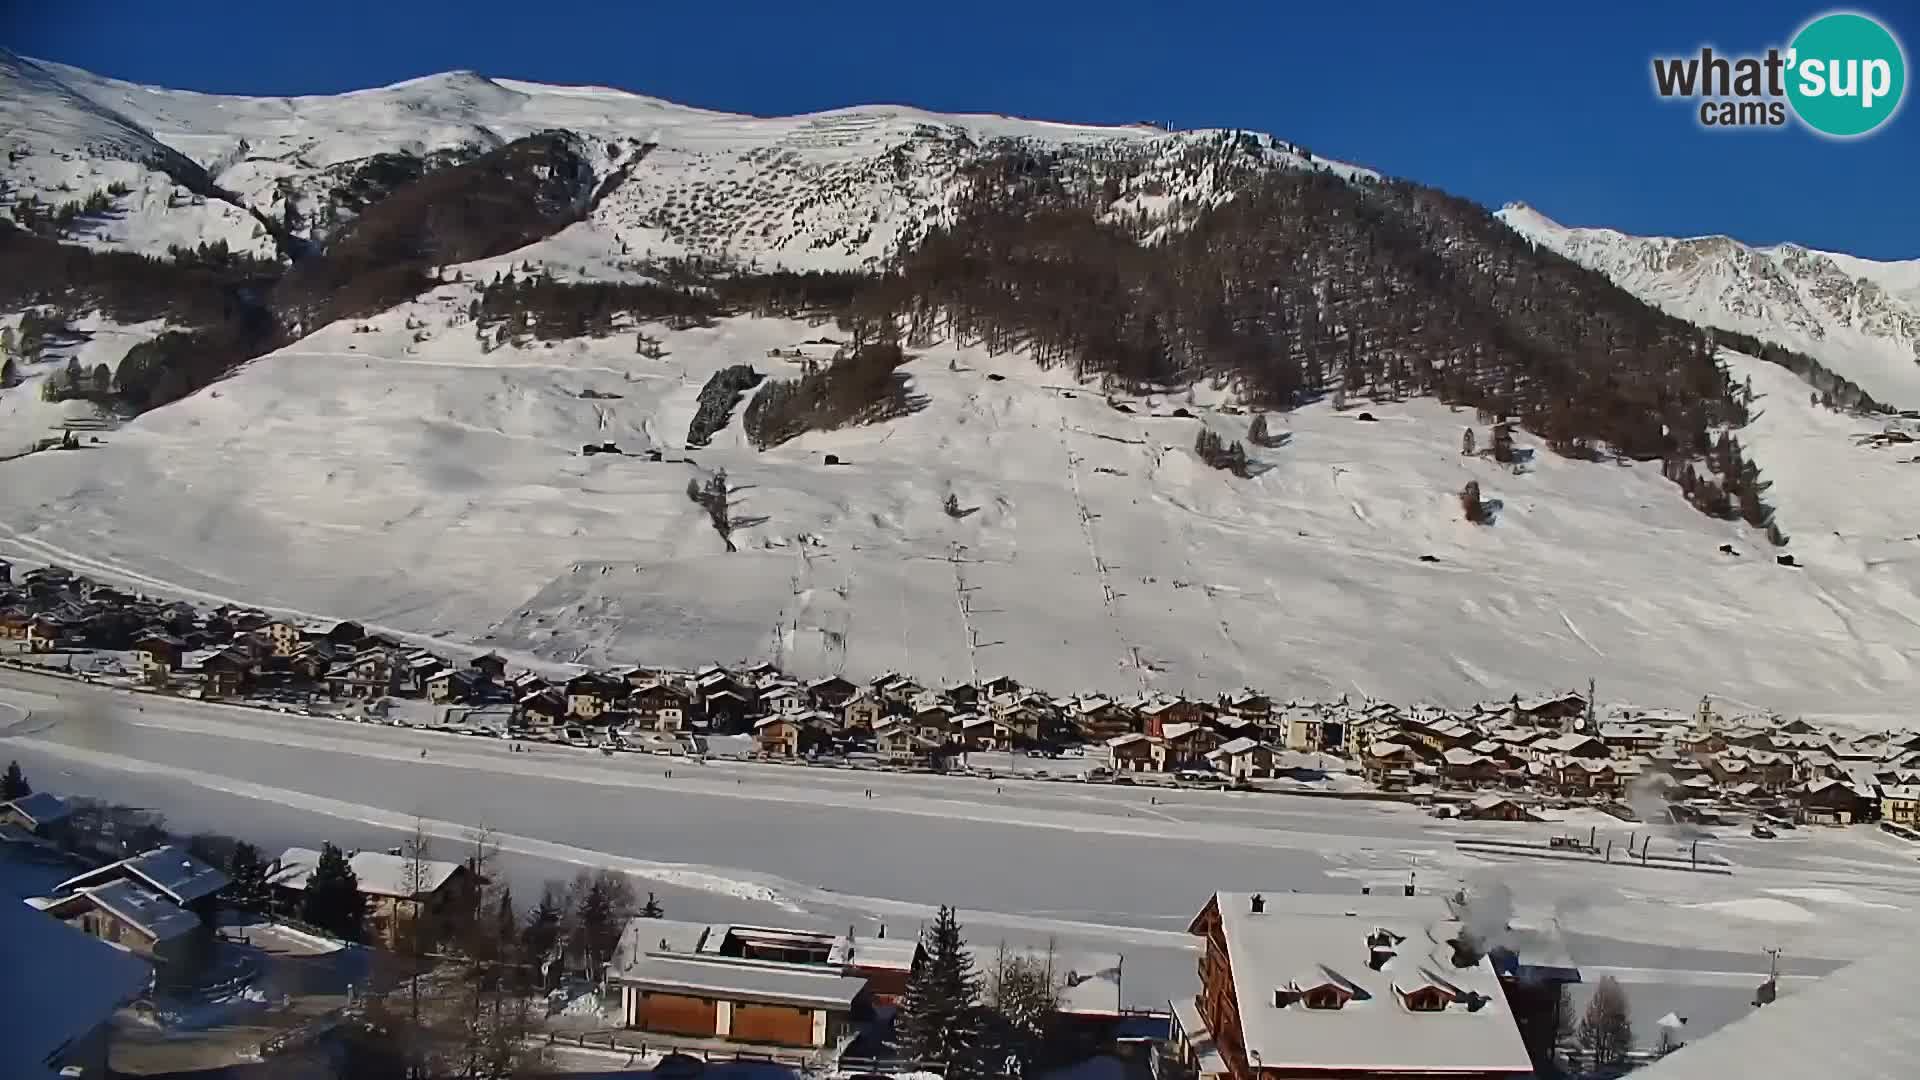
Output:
[4, 668, 1917, 1037]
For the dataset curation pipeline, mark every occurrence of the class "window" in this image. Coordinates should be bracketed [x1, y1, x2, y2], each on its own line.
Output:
[1303, 986, 1344, 1010]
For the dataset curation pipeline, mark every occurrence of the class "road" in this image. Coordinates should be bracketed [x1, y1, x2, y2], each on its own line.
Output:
[4, 666, 1916, 1036]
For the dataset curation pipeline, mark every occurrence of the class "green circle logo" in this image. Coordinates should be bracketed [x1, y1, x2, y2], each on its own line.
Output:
[1787, 12, 1906, 137]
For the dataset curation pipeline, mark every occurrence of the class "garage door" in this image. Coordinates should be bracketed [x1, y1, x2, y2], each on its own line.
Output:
[731, 1002, 814, 1047]
[637, 993, 717, 1037]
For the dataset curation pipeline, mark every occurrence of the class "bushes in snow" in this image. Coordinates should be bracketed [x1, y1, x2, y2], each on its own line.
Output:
[742, 343, 926, 450]
[1194, 427, 1249, 476]
[685, 365, 762, 447]
[1460, 480, 1491, 524]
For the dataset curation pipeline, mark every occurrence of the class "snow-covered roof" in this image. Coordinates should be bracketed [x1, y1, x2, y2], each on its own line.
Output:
[267, 846, 464, 899]
[1197, 892, 1531, 1074]
[2, 792, 71, 828]
[1, 897, 152, 1080]
[1107, 733, 1148, 748]
[77, 879, 202, 942]
[609, 951, 868, 1009]
[1632, 942, 1920, 1080]
[1212, 737, 1266, 757]
[1162, 722, 1199, 740]
[1881, 784, 1920, 800]
[835, 934, 921, 973]
[1469, 793, 1517, 810]
[1538, 733, 1604, 753]
[58, 844, 228, 906]
[609, 917, 716, 973]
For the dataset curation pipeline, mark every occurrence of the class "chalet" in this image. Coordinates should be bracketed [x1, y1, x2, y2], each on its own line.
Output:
[1536, 732, 1608, 759]
[941, 682, 981, 710]
[132, 631, 186, 685]
[1142, 698, 1216, 738]
[910, 702, 956, 737]
[1598, 723, 1663, 757]
[1796, 779, 1877, 825]
[566, 673, 624, 720]
[261, 619, 305, 658]
[330, 648, 403, 699]
[630, 680, 695, 729]
[1176, 891, 1533, 1080]
[979, 674, 1021, 698]
[736, 661, 782, 689]
[1159, 722, 1221, 770]
[1283, 709, 1345, 753]
[468, 651, 509, 682]
[269, 846, 476, 951]
[322, 620, 366, 647]
[1405, 717, 1478, 756]
[807, 676, 859, 712]
[957, 714, 1015, 753]
[0, 557, 9, 583]
[760, 685, 805, 716]
[0, 607, 29, 641]
[33, 880, 205, 973]
[702, 688, 753, 734]
[1516, 691, 1588, 726]
[56, 846, 229, 926]
[1545, 757, 1622, 798]
[874, 720, 940, 767]
[1074, 697, 1139, 742]
[1221, 690, 1273, 723]
[607, 948, 871, 1049]
[843, 691, 884, 732]
[197, 648, 254, 699]
[26, 613, 66, 652]
[0, 791, 73, 840]
[402, 651, 446, 693]
[756, 715, 801, 759]
[1881, 785, 1920, 827]
[517, 688, 568, 728]
[427, 667, 484, 705]
[1440, 748, 1501, 787]
[1206, 738, 1276, 782]
[288, 642, 335, 683]
[872, 673, 924, 708]
[1362, 742, 1420, 788]
[1461, 794, 1539, 822]
[1108, 733, 1158, 773]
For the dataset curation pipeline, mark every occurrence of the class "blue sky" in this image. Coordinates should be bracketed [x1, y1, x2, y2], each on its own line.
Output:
[5, 1, 1916, 259]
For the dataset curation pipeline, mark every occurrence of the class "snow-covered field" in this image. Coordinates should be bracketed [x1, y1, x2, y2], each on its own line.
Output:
[6, 671, 1917, 1043]
[2, 293, 1916, 720]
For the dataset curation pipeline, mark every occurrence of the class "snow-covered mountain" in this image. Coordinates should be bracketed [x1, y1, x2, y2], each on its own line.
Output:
[1, 49, 1367, 273]
[1498, 203, 1920, 411]
[3, 54, 1917, 722]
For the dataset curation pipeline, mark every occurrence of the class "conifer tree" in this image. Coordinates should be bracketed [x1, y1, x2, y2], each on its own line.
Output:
[302, 842, 367, 942]
[2, 760, 30, 799]
[641, 891, 664, 918]
[1248, 413, 1269, 448]
[225, 841, 270, 912]
[900, 905, 985, 1068]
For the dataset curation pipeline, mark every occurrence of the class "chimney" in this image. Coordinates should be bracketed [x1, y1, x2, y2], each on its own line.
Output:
[1361, 885, 1372, 895]
[1404, 883, 1416, 897]
[1273, 988, 1287, 1008]
[1250, 893, 1266, 914]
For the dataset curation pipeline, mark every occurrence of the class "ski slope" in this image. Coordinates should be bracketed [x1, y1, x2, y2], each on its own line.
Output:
[1, 279, 1916, 721]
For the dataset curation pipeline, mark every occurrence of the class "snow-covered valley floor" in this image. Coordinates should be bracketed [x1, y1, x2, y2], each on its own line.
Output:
[5, 671, 1919, 1044]
[0, 296, 1916, 722]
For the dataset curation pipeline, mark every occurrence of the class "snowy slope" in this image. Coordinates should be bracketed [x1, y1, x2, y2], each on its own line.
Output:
[8, 51, 1369, 270]
[1, 287, 1915, 721]
[1498, 203, 1920, 411]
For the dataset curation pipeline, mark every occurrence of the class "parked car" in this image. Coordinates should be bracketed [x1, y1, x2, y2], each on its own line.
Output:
[1751, 824, 1777, 839]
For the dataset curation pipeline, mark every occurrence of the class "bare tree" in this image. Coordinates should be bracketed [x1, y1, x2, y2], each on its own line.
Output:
[1579, 976, 1634, 1069]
